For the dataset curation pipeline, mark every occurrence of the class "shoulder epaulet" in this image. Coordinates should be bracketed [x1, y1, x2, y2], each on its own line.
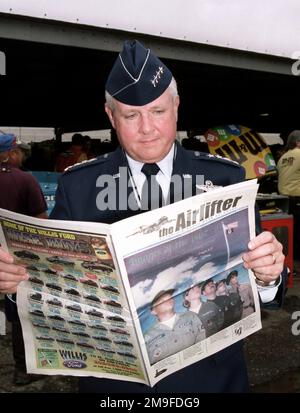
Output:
[62, 153, 110, 174]
[193, 151, 241, 167]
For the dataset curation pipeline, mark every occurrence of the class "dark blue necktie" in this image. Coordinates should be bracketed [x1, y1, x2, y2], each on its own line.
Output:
[141, 163, 163, 210]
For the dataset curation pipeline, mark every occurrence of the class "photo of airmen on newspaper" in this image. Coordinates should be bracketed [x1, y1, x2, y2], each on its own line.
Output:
[124, 208, 255, 365]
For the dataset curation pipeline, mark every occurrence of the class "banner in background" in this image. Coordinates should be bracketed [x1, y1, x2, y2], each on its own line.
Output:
[204, 125, 276, 179]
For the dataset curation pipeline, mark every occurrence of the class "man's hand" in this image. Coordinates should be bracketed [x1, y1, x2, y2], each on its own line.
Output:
[243, 231, 285, 285]
[0, 247, 29, 294]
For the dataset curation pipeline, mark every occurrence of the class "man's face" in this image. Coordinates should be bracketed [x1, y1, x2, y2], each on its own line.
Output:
[186, 285, 201, 301]
[152, 293, 174, 318]
[203, 281, 216, 297]
[216, 282, 226, 295]
[105, 88, 180, 163]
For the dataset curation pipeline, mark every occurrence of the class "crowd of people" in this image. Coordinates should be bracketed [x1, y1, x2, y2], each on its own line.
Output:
[145, 270, 254, 365]
[21, 131, 119, 173]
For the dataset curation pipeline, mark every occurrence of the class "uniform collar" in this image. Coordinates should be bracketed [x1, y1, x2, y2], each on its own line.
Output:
[125, 143, 175, 179]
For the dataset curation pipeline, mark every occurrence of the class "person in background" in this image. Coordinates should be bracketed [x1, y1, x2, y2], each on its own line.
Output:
[81, 135, 94, 160]
[55, 133, 87, 172]
[7, 140, 31, 170]
[277, 130, 300, 259]
[0, 132, 47, 385]
[0, 40, 285, 392]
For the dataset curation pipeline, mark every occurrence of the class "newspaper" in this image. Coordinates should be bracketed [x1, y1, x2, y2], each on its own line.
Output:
[0, 179, 261, 387]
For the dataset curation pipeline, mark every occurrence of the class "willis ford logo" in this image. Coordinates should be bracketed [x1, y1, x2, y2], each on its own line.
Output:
[59, 350, 87, 369]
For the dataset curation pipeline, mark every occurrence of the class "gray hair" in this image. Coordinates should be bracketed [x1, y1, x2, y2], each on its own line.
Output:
[285, 130, 300, 150]
[105, 77, 178, 110]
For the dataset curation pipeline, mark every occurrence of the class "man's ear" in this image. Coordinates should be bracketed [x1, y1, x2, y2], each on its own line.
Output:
[174, 95, 180, 121]
[105, 104, 115, 129]
[8, 149, 17, 160]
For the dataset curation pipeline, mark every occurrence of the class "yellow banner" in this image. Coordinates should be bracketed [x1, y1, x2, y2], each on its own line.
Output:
[204, 125, 276, 179]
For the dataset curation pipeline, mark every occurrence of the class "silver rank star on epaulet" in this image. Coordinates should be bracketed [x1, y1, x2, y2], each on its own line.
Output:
[206, 153, 239, 165]
[63, 157, 97, 172]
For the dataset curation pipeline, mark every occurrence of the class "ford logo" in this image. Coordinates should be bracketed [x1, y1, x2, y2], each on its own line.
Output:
[63, 360, 86, 369]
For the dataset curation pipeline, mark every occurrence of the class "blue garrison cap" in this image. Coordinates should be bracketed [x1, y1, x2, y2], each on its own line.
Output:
[0, 133, 17, 152]
[105, 40, 173, 106]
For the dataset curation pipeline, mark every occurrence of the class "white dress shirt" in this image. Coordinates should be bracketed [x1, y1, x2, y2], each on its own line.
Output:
[126, 144, 174, 203]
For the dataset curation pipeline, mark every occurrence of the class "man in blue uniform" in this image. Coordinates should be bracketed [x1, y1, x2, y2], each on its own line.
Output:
[0, 40, 285, 392]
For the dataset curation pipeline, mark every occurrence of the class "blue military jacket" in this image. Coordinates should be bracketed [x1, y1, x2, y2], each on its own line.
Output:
[50, 144, 250, 393]
[51, 144, 245, 223]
